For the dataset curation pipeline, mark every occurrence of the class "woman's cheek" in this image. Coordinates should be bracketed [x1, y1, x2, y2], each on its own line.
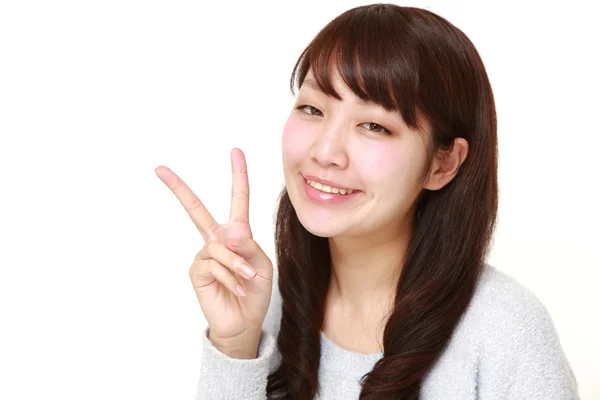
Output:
[358, 140, 424, 191]
[282, 117, 310, 156]
[360, 143, 397, 178]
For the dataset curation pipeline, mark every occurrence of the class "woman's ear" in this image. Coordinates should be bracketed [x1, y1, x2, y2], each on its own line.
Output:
[423, 138, 469, 191]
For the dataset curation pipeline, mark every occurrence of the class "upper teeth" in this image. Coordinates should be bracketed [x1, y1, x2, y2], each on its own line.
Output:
[306, 179, 355, 195]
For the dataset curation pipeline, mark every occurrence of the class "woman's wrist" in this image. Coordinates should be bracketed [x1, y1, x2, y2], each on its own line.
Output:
[208, 328, 262, 359]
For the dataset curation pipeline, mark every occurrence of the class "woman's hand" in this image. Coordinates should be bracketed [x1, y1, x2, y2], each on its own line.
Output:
[155, 148, 273, 352]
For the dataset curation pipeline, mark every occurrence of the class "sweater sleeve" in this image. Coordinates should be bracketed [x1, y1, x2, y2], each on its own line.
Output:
[194, 326, 278, 400]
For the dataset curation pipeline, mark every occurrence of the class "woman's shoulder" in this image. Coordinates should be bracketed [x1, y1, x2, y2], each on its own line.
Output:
[454, 262, 559, 348]
[463, 263, 554, 335]
[424, 263, 579, 398]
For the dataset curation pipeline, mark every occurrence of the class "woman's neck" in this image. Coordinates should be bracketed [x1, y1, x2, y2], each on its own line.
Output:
[327, 225, 411, 317]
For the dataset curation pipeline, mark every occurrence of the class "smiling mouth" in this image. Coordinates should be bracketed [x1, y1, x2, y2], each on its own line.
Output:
[304, 177, 357, 195]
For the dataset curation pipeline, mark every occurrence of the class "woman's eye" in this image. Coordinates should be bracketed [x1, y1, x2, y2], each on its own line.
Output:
[294, 105, 392, 135]
[362, 122, 392, 135]
[296, 105, 323, 116]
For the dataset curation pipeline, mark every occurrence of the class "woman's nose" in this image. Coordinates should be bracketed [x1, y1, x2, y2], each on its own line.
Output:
[308, 123, 349, 169]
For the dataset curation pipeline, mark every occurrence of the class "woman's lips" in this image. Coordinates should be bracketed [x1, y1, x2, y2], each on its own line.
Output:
[302, 175, 361, 205]
[302, 174, 358, 192]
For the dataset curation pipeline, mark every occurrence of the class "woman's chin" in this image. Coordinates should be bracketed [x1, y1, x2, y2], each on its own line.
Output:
[296, 212, 346, 238]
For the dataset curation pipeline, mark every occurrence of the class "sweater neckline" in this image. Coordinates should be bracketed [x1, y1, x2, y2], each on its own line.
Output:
[319, 330, 384, 361]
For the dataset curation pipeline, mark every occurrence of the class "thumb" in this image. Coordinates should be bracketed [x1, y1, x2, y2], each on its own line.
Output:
[225, 238, 272, 278]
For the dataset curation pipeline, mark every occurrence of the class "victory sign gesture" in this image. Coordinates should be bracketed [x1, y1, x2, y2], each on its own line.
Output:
[155, 148, 273, 356]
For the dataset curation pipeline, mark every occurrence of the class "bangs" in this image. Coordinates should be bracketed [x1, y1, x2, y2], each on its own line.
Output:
[289, 5, 424, 131]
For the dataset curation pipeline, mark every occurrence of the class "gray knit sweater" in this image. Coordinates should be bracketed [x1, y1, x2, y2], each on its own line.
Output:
[195, 264, 580, 399]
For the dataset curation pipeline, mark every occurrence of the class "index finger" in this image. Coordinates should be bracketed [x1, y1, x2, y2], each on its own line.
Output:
[155, 165, 219, 241]
[229, 148, 250, 224]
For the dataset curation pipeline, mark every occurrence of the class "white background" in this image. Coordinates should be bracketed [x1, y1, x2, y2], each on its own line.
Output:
[1, 0, 598, 398]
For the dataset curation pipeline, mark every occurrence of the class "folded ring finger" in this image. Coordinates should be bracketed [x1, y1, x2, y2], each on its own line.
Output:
[199, 241, 257, 280]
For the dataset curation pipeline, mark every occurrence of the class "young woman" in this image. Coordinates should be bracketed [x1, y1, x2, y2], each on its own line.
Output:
[156, 4, 579, 399]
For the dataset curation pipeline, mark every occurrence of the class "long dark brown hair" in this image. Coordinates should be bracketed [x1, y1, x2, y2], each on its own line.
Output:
[267, 4, 498, 399]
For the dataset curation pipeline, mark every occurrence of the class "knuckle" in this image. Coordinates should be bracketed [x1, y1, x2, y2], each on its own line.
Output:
[206, 223, 220, 238]
[187, 198, 203, 212]
[189, 259, 207, 279]
[192, 249, 202, 260]
[190, 249, 207, 265]
[188, 264, 200, 278]
[205, 240, 222, 257]
[231, 189, 249, 200]
[170, 177, 185, 191]
[205, 241, 216, 253]
[191, 250, 204, 266]
[207, 258, 219, 269]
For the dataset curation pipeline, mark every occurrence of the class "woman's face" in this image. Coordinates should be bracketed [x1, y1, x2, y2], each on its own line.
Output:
[281, 68, 431, 239]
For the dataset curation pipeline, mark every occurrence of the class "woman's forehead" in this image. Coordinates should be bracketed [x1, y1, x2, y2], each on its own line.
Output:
[301, 69, 371, 104]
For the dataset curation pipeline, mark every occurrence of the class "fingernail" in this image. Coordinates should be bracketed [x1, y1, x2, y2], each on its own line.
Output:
[235, 284, 247, 296]
[240, 264, 256, 279]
